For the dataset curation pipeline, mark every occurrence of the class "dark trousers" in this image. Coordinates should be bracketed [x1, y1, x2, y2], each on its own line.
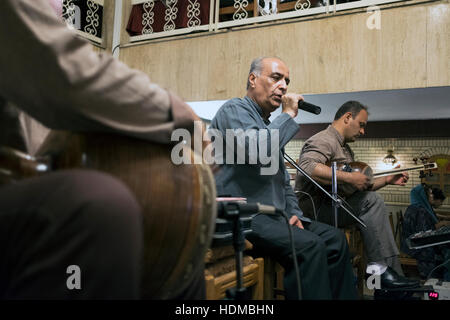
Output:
[317, 191, 403, 275]
[0, 170, 144, 299]
[247, 214, 357, 300]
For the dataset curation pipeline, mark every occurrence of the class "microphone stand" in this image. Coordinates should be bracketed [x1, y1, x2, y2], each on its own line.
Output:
[218, 202, 248, 300]
[284, 153, 366, 228]
[218, 201, 303, 300]
[331, 161, 339, 228]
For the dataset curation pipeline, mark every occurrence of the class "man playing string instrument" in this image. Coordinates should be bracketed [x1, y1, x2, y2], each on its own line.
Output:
[295, 101, 419, 289]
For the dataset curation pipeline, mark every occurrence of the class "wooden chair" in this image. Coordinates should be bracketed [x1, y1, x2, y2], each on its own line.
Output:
[392, 210, 419, 277]
[204, 240, 264, 299]
[262, 256, 285, 299]
[343, 225, 365, 298]
[245, 240, 286, 299]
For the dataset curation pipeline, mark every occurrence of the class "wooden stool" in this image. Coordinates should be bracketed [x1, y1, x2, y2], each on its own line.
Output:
[399, 253, 418, 267]
[246, 240, 286, 300]
[399, 252, 419, 278]
[391, 210, 419, 278]
[204, 241, 264, 300]
[263, 256, 285, 300]
[343, 225, 366, 298]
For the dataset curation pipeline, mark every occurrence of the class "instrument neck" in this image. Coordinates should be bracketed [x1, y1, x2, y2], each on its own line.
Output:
[373, 164, 431, 178]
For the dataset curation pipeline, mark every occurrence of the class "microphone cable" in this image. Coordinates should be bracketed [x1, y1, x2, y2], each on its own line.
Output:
[218, 201, 303, 299]
[277, 208, 302, 300]
[295, 190, 317, 221]
[426, 258, 450, 281]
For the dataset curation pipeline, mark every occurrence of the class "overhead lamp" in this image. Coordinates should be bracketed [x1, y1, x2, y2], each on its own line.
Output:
[383, 147, 398, 166]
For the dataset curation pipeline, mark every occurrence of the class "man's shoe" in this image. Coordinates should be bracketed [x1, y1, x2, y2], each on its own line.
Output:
[380, 267, 420, 289]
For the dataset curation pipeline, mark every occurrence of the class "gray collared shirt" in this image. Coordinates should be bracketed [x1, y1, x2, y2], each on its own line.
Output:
[295, 125, 355, 210]
[209, 96, 310, 221]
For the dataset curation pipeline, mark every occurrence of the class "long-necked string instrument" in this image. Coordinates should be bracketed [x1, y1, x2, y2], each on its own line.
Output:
[335, 161, 438, 197]
[339, 161, 437, 179]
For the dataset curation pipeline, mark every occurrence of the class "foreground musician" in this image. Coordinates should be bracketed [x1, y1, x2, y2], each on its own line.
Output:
[210, 56, 357, 299]
[0, 0, 203, 299]
[295, 101, 419, 289]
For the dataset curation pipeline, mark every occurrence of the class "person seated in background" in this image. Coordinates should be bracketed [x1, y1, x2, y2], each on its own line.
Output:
[401, 184, 450, 281]
[295, 101, 419, 290]
[0, 0, 203, 299]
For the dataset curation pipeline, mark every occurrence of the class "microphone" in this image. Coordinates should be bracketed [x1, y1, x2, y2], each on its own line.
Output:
[217, 201, 279, 219]
[298, 100, 321, 115]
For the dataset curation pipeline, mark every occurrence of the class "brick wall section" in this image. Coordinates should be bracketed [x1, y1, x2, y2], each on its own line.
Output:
[285, 137, 450, 212]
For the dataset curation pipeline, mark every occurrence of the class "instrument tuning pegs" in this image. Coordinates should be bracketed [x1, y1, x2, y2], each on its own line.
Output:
[420, 157, 429, 164]
[419, 170, 425, 179]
